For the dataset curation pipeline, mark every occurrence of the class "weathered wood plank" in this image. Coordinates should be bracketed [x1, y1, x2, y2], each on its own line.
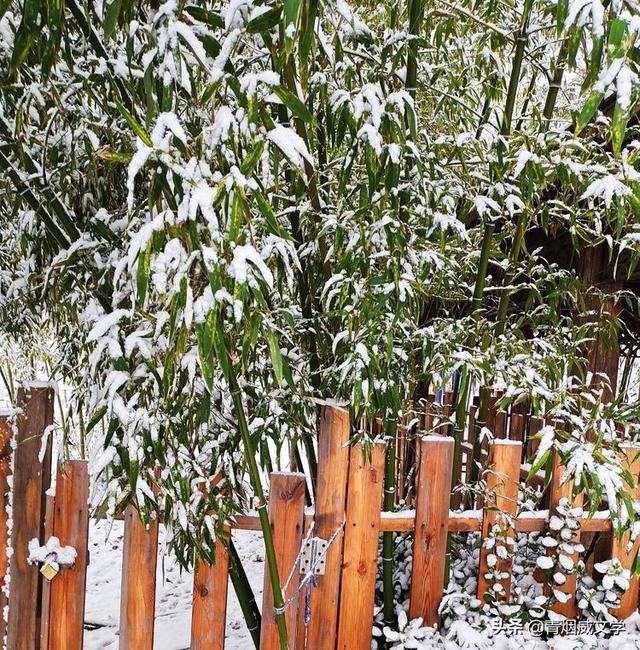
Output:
[119, 506, 159, 650]
[610, 445, 640, 619]
[47, 461, 90, 650]
[477, 440, 522, 603]
[304, 406, 350, 650]
[260, 472, 306, 650]
[191, 542, 230, 650]
[547, 450, 583, 618]
[336, 443, 385, 650]
[7, 386, 54, 650]
[409, 436, 454, 625]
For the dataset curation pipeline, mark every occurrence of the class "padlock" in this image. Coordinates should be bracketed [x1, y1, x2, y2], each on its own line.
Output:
[40, 559, 60, 582]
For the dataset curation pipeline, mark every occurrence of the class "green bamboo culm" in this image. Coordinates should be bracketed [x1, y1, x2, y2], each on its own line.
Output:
[230, 384, 289, 649]
[214, 322, 289, 650]
[382, 419, 398, 625]
[380, 0, 427, 626]
[229, 540, 262, 648]
[457, 0, 535, 492]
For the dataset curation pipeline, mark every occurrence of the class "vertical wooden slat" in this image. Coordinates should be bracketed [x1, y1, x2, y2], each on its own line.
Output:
[477, 440, 522, 603]
[304, 406, 350, 650]
[260, 472, 306, 650]
[494, 411, 508, 440]
[191, 541, 230, 650]
[0, 415, 14, 646]
[610, 445, 640, 619]
[396, 424, 407, 504]
[119, 505, 159, 650]
[39, 494, 54, 650]
[336, 443, 385, 650]
[527, 416, 544, 458]
[510, 413, 524, 442]
[47, 461, 90, 650]
[409, 436, 454, 626]
[8, 385, 54, 650]
[547, 450, 583, 618]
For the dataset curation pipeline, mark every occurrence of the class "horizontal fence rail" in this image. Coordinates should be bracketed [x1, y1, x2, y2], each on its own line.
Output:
[0, 389, 638, 649]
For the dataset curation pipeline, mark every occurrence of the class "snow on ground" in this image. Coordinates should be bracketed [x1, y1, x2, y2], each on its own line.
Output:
[84, 520, 264, 649]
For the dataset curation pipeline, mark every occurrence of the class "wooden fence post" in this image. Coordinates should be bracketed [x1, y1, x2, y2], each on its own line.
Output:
[8, 385, 54, 650]
[302, 405, 350, 650]
[547, 450, 583, 618]
[191, 541, 230, 650]
[0, 413, 15, 646]
[119, 505, 159, 650]
[336, 443, 385, 650]
[610, 444, 640, 619]
[477, 440, 522, 604]
[47, 461, 90, 650]
[409, 436, 454, 626]
[260, 472, 306, 650]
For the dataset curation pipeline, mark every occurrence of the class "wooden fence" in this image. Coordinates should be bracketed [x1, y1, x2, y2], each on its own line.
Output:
[0, 385, 638, 649]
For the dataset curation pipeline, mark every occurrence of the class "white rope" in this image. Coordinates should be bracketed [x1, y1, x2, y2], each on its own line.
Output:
[274, 518, 345, 616]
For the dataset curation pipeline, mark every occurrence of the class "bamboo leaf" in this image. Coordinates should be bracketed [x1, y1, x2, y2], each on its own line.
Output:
[136, 239, 152, 307]
[115, 101, 153, 146]
[265, 330, 284, 386]
[246, 6, 281, 33]
[574, 90, 604, 134]
[251, 188, 292, 240]
[104, 0, 123, 41]
[272, 85, 313, 123]
[611, 98, 630, 157]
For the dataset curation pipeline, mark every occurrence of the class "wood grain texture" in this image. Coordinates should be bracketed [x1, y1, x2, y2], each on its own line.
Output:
[0, 416, 13, 647]
[610, 445, 640, 619]
[47, 461, 90, 650]
[260, 472, 306, 650]
[409, 436, 454, 625]
[39, 494, 54, 650]
[336, 443, 385, 650]
[477, 440, 522, 603]
[191, 543, 230, 650]
[547, 450, 583, 618]
[8, 386, 54, 650]
[119, 505, 159, 650]
[303, 406, 350, 650]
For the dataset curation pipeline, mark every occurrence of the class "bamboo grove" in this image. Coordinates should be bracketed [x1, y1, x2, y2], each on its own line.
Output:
[3, 0, 640, 647]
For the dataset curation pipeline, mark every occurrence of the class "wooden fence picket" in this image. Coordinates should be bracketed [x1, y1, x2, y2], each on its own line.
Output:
[547, 450, 583, 618]
[7, 385, 54, 650]
[409, 436, 454, 626]
[191, 541, 230, 650]
[477, 440, 522, 603]
[610, 444, 640, 619]
[260, 472, 306, 650]
[47, 461, 90, 650]
[119, 505, 159, 650]
[303, 406, 350, 650]
[0, 414, 13, 646]
[336, 443, 385, 650]
[39, 494, 55, 650]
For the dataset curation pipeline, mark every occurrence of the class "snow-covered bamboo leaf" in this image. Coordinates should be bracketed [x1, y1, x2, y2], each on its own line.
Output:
[272, 85, 313, 123]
